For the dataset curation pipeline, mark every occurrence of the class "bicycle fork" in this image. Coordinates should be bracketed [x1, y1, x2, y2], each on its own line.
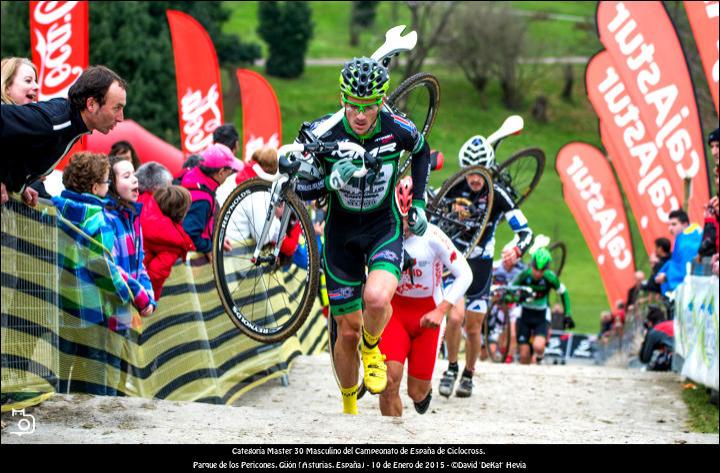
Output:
[251, 178, 295, 266]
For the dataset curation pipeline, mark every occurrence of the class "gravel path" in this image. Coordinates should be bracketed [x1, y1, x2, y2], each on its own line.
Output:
[2, 354, 717, 444]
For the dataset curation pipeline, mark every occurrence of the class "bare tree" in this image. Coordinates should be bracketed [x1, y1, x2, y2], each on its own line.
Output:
[403, 1, 459, 80]
[440, 2, 537, 110]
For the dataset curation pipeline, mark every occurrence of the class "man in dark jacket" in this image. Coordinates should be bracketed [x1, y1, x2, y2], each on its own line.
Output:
[1, 65, 127, 205]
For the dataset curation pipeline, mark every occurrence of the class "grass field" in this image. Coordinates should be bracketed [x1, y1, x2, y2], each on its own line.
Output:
[223, 1, 601, 59]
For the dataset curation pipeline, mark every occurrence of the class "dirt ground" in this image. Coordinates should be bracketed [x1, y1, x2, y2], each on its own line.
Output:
[2, 354, 717, 444]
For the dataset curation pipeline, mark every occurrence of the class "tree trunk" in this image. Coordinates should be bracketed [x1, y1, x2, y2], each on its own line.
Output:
[561, 64, 574, 102]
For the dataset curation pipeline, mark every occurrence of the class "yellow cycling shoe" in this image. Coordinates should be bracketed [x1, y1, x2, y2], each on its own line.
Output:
[361, 344, 387, 394]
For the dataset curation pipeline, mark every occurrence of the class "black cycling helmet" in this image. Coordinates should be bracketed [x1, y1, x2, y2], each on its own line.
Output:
[339, 57, 390, 100]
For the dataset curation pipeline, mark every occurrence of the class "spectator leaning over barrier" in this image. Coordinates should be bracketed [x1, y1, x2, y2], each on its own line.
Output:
[109, 140, 141, 170]
[142, 185, 194, 300]
[639, 305, 674, 371]
[645, 237, 671, 296]
[655, 209, 702, 295]
[1, 57, 42, 206]
[1, 65, 127, 205]
[181, 143, 241, 262]
[51, 152, 135, 395]
[104, 155, 156, 332]
[625, 270, 645, 311]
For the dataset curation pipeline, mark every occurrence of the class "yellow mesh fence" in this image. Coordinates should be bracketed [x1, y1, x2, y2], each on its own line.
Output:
[1, 197, 328, 411]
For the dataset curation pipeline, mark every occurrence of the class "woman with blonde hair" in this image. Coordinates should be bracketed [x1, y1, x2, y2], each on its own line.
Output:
[1, 57, 40, 206]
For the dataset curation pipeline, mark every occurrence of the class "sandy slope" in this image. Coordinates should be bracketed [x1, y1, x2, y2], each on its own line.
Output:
[2, 354, 717, 444]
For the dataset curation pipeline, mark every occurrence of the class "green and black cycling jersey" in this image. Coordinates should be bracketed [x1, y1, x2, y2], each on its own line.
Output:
[294, 111, 431, 316]
[295, 111, 430, 215]
[511, 268, 571, 315]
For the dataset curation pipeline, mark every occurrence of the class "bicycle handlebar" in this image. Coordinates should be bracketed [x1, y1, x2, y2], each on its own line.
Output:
[272, 141, 377, 181]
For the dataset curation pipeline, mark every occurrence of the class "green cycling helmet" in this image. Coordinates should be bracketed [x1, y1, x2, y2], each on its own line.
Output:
[531, 247, 552, 271]
[339, 57, 390, 100]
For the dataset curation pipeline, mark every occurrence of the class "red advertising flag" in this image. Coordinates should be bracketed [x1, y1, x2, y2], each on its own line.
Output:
[167, 10, 224, 156]
[30, 1, 89, 101]
[236, 69, 282, 162]
[684, 1, 719, 115]
[586, 51, 680, 255]
[30, 1, 89, 170]
[597, 1, 711, 224]
[556, 143, 636, 307]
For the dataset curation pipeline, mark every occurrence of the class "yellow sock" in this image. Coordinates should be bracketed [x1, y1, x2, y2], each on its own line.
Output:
[341, 385, 359, 415]
[362, 327, 381, 350]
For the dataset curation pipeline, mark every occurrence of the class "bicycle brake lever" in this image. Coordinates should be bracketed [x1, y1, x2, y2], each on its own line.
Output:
[278, 154, 301, 176]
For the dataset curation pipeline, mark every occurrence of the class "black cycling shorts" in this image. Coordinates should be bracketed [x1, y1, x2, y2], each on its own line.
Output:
[324, 209, 403, 316]
[516, 306, 550, 344]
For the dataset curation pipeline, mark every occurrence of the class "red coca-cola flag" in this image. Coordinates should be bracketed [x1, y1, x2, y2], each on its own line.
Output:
[586, 51, 680, 255]
[30, 1, 89, 170]
[236, 69, 282, 163]
[597, 1, 711, 224]
[683, 1, 719, 115]
[167, 10, 224, 156]
[556, 143, 636, 307]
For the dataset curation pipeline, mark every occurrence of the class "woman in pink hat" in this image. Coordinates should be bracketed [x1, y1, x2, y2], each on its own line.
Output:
[180, 143, 242, 262]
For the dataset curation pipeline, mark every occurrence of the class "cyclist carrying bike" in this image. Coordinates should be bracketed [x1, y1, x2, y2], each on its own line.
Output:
[378, 177, 472, 417]
[439, 135, 533, 398]
[511, 247, 572, 365]
[295, 57, 432, 415]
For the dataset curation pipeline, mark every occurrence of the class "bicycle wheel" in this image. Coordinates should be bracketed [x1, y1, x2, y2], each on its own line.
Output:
[386, 72, 441, 177]
[547, 241, 567, 277]
[327, 315, 367, 400]
[212, 178, 320, 343]
[482, 304, 512, 363]
[493, 148, 545, 207]
[427, 165, 494, 262]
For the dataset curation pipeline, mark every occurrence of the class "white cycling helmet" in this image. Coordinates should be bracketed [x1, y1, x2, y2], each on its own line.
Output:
[458, 135, 495, 168]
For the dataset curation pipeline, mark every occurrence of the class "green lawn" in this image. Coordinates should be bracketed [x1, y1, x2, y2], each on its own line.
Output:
[223, 1, 601, 60]
[682, 384, 720, 433]
[227, 62, 614, 334]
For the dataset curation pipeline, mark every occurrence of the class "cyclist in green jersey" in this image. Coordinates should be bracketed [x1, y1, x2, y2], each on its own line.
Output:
[511, 248, 572, 364]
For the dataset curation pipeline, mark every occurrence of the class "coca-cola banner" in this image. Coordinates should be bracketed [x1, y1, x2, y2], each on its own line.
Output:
[683, 1, 719, 115]
[236, 69, 282, 163]
[30, 1, 89, 101]
[597, 1, 711, 224]
[556, 143, 636, 307]
[586, 51, 681, 256]
[166, 10, 223, 156]
[30, 1, 89, 170]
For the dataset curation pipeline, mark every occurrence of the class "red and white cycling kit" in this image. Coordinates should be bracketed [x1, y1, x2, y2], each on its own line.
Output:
[379, 223, 473, 380]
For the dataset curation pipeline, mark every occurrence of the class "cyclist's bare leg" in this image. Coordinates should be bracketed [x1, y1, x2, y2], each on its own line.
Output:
[509, 320, 518, 361]
[379, 361, 404, 416]
[444, 299, 465, 364]
[334, 311, 363, 389]
[464, 309, 484, 373]
[407, 375, 432, 403]
[519, 343, 532, 364]
[532, 335, 547, 362]
[362, 269, 397, 335]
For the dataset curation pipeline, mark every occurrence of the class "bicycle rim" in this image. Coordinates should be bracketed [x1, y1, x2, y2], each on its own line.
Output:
[212, 178, 319, 343]
[493, 148, 545, 207]
[428, 166, 495, 266]
[386, 72, 441, 177]
[547, 241, 567, 278]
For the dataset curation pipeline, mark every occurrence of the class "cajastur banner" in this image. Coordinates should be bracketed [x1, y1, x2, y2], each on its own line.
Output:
[683, 1, 719, 116]
[586, 50, 681, 256]
[236, 69, 282, 163]
[556, 142, 636, 307]
[597, 1, 711, 224]
[167, 10, 224, 156]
